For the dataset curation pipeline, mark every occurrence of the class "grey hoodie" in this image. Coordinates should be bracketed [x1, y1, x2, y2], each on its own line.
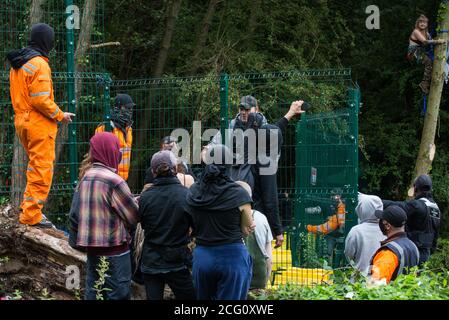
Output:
[344, 192, 386, 275]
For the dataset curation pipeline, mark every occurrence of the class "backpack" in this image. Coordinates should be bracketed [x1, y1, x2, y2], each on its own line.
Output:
[418, 198, 441, 251]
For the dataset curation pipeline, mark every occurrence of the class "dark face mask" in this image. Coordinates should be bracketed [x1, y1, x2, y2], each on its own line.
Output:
[111, 105, 133, 128]
[378, 219, 388, 236]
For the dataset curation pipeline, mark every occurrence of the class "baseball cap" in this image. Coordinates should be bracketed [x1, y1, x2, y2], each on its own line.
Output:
[239, 95, 257, 110]
[161, 136, 178, 144]
[150, 150, 176, 172]
[414, 174, 432, 192]
[375, 206, 407, 227]
[115, 94, 135, 108]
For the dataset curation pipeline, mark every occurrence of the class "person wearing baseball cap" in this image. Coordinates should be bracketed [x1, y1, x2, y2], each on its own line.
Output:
[382, 174, 441, 264]
[368, 205, 419, 284]
[138, 150, 196, 300]
[143, 136, 196, 187]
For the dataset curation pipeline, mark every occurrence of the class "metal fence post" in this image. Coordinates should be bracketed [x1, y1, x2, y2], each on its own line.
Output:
[104, 74, 111, 131]
[219, 73, 229, 144]
[65, 0, 78, 188]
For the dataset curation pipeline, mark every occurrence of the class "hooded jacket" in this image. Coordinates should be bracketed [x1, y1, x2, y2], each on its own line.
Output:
[344, 193, 386, 275]
[7, 23, 64, 123]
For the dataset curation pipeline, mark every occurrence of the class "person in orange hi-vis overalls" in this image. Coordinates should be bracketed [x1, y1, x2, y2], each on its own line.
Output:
[306, 191, 346, 260]
[7, 23, 75, 228]
[95, 94, 134, 181]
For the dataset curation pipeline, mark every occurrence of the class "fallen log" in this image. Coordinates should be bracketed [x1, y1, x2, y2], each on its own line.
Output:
[0, 205, 86, 299]
[0, 204, 148, 300]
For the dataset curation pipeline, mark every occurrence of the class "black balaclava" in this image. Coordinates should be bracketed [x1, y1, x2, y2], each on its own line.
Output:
[28, 23, 55, 58]
[6, 23, 54, 69]
[111, 94, 135, 129]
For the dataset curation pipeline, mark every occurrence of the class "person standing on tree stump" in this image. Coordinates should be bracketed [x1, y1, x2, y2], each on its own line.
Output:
[407, 15, 446, 94]
[7, 23, 75, 228]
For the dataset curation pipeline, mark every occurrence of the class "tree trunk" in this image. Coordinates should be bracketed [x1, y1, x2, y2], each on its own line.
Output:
[189, 0, 221, 74]
[409, 2, 449, 196]
[9, 0, 45, 208]
[153, 0, 183, 77]
[127, 0, 183, 190]
[29, 0, 44, 25]
[247, 0, 260, 38]
[55, 0, 97, 163]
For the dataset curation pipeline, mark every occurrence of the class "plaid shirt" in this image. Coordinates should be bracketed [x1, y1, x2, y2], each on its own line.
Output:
[76, 163, 139, 248]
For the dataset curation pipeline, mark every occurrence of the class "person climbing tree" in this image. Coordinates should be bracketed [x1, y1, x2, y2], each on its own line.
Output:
[407, 14, 446, 94]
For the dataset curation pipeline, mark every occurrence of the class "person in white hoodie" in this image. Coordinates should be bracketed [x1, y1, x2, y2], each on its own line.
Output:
[344, 193, 386, 275]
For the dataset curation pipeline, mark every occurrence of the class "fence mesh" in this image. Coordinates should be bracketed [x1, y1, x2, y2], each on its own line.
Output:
[0, 1, 361, 289]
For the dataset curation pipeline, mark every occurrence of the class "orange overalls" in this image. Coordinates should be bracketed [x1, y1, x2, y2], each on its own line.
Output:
[95, 124, 132, 181]
[9, 56, 65, 225]
[306, 200, 346, 234]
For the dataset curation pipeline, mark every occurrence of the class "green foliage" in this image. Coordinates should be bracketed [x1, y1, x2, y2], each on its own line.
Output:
[11, 289, 23, 300]
[299, 232, 329, 268]
[428, 239, 449, 272]
[256, 267, 449, 300]
[74, 288, 82, 301]
[0, 197, 8, 206]
[93, 256, 111, 300]
[0, 256, 9, 264]
[37, 288, 55, 300]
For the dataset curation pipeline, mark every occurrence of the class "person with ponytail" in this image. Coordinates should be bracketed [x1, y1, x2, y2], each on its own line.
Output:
[185, 144, 255, 300]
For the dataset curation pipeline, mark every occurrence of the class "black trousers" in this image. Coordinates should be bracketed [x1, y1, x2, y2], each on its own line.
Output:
[143, 268, 196, 300]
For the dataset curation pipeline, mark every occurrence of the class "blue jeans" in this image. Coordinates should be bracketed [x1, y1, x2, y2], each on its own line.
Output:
[85, 252, 132, 300]
[193, 243, 252, 300]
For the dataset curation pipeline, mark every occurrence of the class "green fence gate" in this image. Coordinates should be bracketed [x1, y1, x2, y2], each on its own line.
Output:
[292, 86, 360, 269]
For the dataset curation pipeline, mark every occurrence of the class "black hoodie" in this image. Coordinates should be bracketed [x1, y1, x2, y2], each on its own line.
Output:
[6, 23, 54, 69]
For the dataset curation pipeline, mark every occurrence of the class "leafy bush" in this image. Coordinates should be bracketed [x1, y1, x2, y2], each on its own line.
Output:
[255, 267, 449, 300]
[427, 239, 449, 272]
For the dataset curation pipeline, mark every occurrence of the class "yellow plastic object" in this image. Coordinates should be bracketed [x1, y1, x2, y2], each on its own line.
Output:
[267, 267, 333, 289]
[268, 233, 333, 289]
[271, 249, 292, 269]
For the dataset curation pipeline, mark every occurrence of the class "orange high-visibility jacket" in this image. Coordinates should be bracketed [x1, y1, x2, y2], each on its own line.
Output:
[95, 124, 132, 181]
[370, 249, 399, 284]
[307, 201, 346, 235]
[10, 56, 64, 123]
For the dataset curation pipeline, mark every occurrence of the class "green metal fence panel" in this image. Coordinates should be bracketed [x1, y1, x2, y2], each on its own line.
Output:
[292, 85, 360, 271]
[110, 75, 224, 194]
[226, 69, 353, 225]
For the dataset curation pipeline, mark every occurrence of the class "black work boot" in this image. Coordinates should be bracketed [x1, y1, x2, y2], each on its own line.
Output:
[31, 214, 56, 229]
